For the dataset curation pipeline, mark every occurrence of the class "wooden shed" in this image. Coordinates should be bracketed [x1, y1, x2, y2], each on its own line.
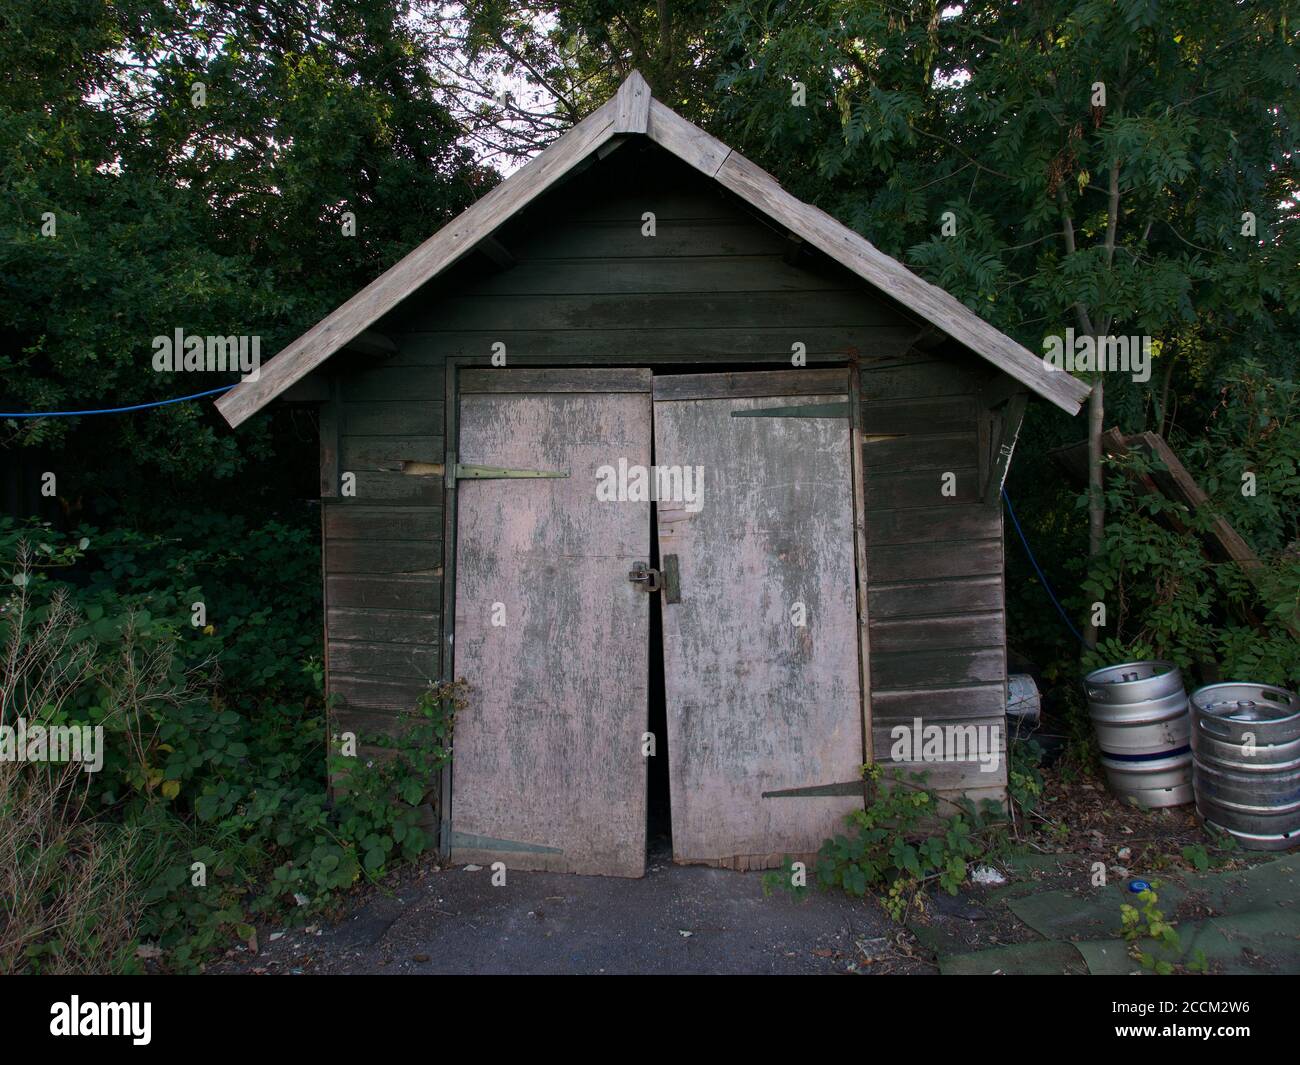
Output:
[217, 72, 1089, 877]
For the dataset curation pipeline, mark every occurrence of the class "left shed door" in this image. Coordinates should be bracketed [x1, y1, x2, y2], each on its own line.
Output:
[450, 369, 652, 877]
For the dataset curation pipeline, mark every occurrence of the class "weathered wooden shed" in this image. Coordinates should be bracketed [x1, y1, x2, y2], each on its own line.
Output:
[217, 73, 1089, 877]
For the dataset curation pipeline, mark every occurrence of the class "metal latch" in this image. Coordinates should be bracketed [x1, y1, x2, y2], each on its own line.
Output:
[628, 562, 661, 591]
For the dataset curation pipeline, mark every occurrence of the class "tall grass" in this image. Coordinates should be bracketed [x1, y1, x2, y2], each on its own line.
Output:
[0, 545, 200, 973]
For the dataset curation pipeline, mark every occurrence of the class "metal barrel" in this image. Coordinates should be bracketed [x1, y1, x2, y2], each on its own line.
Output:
[1084, 660, 1191, 807]
[1099, 750, 1194, 808]
[1084, 661, 1190, 754]
[1190, 683, 1300, 851]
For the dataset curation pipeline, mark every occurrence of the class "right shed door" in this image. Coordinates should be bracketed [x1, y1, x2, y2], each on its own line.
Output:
[652, 370, 865, 870]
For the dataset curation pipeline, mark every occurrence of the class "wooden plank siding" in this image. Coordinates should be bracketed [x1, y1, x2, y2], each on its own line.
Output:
[860, 353, 1009, 798]
[319, 142, 1009, 834]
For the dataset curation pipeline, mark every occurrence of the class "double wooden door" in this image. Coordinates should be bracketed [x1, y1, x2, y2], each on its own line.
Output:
[451, 368, 862, 876]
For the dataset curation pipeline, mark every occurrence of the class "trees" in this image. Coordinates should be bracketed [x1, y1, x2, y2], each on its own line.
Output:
[1, 0, 487, 521]
[710, 0, 1298, 667]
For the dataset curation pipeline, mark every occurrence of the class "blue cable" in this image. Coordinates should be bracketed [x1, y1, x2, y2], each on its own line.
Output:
[1, 384, 235, 418]
[1002, 488, 1087, 646]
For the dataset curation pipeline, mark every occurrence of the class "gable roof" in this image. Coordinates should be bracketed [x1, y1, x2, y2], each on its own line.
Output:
[215, 71, 1090, 426]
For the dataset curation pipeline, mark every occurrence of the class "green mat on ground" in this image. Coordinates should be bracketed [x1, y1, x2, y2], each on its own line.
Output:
[939, 940, 1087, 975]
[935, 852, 1300, 975]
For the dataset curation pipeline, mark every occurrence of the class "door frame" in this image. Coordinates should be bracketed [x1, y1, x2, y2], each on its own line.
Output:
[437, 354, 872, 859]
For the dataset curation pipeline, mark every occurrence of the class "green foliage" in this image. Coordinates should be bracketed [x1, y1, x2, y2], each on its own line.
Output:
[1081, 364, 1300, 687]
[1008, 739, 1046, 817]
[712, 0, 1299, 698]
[764, 764, 1010, 921]
[1, 1, 486, 514]
[1118, 882, 1206, 975]
[1181, 827, 1238, 872]
[0, 521, 456, 971]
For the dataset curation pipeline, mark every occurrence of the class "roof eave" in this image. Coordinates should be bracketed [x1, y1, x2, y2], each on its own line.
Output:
[216, 71, 1090, 425]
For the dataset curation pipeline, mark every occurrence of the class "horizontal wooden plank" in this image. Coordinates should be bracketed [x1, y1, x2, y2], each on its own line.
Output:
[872, 759, 1007, 796]
[865, 466, 980, 509]
[328, 607, 439, 644]
[326, 539, 442, 575]
[553, 189, 744, 223]
[340, 436, 444, 469]
[460, 256, 855, 296]
[460, 368, 652, 393]
[862, 432, 978, 471]
[398, 327, 915, 363]
[340, 402, 444, 437]
[870, 685, 1008, 720]
[343, 366, 445, 402]
[652, 368, 848, 401]
[327, 574, 442, 611]
[329, 640, 440, 680]
[868, 538, 1002, 581]
[871, 648, 1005, 688]
[868, 576, 1004, 620]
[333, 471, 443, 506]
[331, 706, 406, 741]
[517, 220, 788, 259]
[324, 505, 442, 541]
[864, 504, 1001, 547]
[858, 359, 985, 402]
[861, 395, 976, 435]
[429, 291, 903, 332]
[330, 676, 430, 714]
[869, 612, 1004, 654]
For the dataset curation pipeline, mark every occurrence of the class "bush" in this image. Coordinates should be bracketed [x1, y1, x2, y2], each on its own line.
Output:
[1081, 365, 1300, 687]
[0, 521, 454, 972]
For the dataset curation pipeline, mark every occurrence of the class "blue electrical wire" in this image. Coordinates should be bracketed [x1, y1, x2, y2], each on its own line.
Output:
[0, 384, 236, 419]
[1002, 488, 1088, 646]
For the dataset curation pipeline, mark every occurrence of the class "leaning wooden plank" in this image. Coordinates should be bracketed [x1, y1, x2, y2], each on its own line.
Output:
[704, 146, 1090, 415]
[1128, 432, 1297, 636]
[214, 94, 621, 426]
[1047, 426, 1130, 485]
[1130, 433, 1259, 568]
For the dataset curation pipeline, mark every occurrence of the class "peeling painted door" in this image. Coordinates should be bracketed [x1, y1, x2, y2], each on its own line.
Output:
[451, 369, 652, 877]
[652, 370, 864, 870]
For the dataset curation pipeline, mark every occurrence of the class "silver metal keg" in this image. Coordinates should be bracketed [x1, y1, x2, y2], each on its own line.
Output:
[1098, 750, 1194, 808]
[1084, 660, 1192, 807]
[1084, 661, 1190, 755]
[1190, 683, 1300, 851]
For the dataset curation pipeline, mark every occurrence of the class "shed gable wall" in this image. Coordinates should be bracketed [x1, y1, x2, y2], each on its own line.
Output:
[319, 144, 1008, 816]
